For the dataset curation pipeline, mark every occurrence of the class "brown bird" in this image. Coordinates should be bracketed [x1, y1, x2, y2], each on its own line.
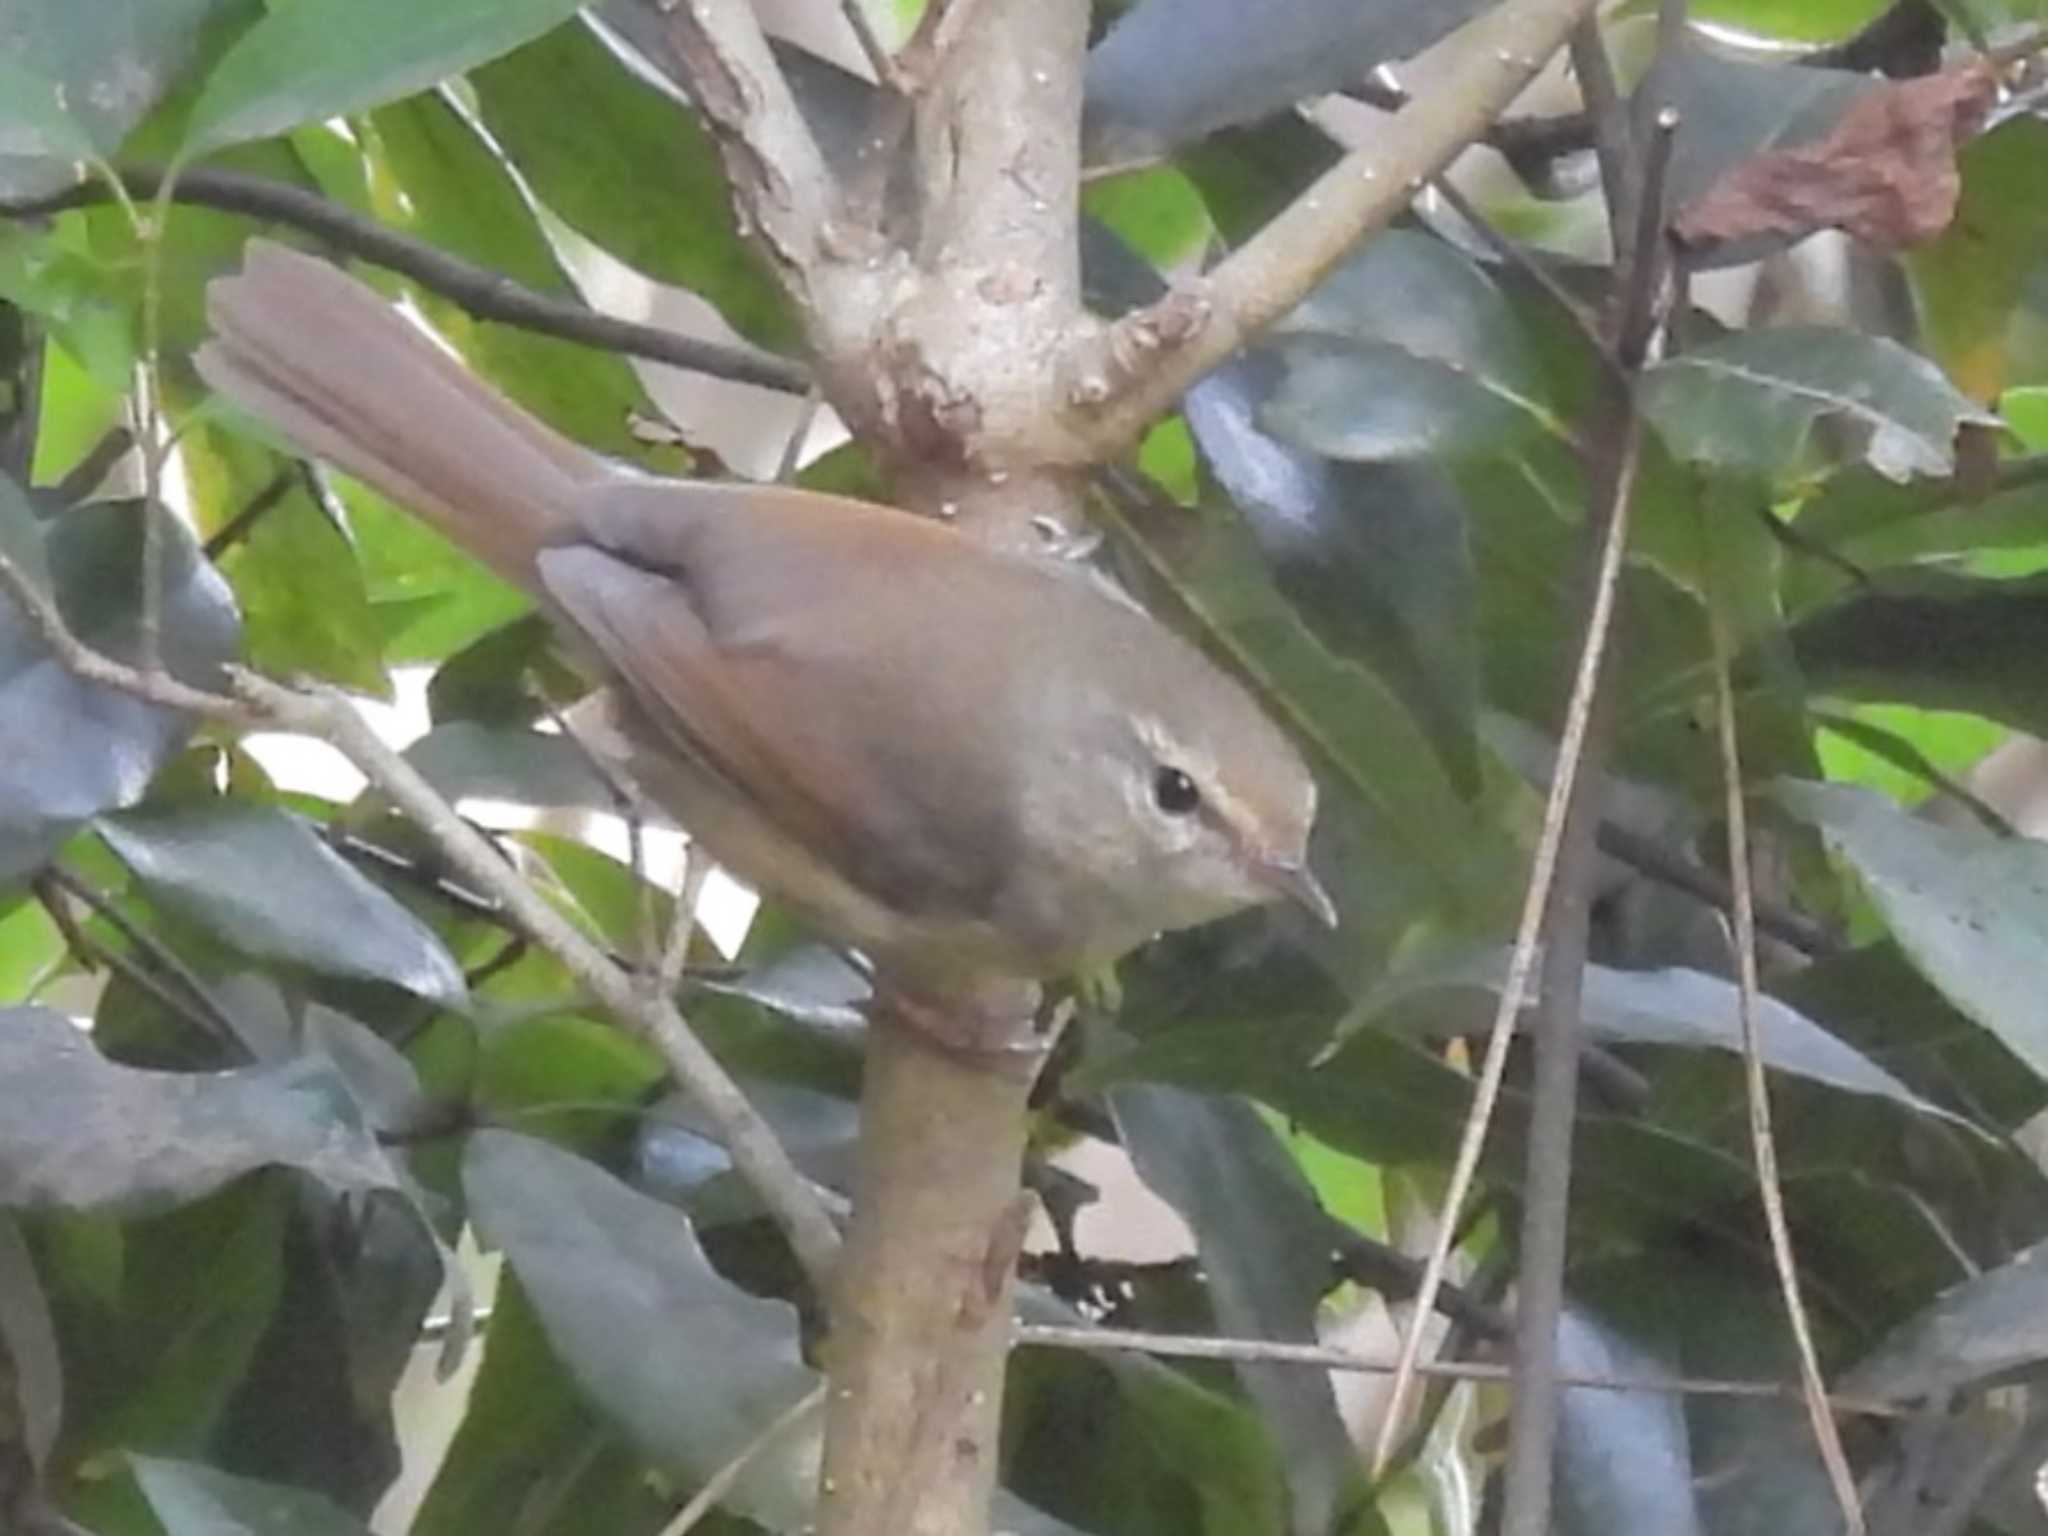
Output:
[197, 241, 1332, 1000]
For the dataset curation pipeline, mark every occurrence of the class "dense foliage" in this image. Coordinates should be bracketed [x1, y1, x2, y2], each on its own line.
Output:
[2, 1, 2047, 1533]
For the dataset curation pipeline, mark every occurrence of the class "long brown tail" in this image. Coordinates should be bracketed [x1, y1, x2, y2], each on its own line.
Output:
[196, 241, 604, 589]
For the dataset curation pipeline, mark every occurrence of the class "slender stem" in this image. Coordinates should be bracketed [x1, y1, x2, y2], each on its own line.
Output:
[1367, 398, 1646, 1480]
[1708, 557, 1867, 1534]
[1014, 1324, 1907, 1416]
[0, 168, 811, 395]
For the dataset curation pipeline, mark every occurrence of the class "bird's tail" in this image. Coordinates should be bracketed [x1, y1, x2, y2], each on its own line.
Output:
[197, 240, 601, 589]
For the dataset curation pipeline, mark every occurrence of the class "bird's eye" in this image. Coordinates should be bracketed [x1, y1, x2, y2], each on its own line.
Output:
[1152, 766, 1201, 815]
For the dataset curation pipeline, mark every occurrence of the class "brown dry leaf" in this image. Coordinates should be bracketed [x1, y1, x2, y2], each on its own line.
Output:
[1672, 61, 1999, 253]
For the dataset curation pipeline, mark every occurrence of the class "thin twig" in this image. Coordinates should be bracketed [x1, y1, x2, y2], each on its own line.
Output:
[657, 850, 710, 1001]
[1061, 0, 1601, 455]
[0, 551, 843, 1287]
[230, 667, 845, 1287]
[1593, 819, 1840, 956]
[201, 467, 295, 559]
[839, 0, 907, 92]
[659, 1385, 826, 1536]
[1568, 18, 1635, 264]
[1367, 402, 1648, 1480]
[1708, 557, 1867, 1533]
[36, 865, 245, 1051]
[52, 425, 134, 505]
[1013, 1324, 1905, 1417]
[1426, 173, 1614, 375]
[0, 168, 811, 396]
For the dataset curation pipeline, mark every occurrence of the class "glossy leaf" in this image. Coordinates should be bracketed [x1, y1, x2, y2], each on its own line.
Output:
[134, 1455, 372, 1536]
[1778, 779, 2048, 1082]
[471, 20, 797, 353]
[1842, 1237, 2048, 1400]
[0, 1004, 397, 1211]
[1111, 1087, 1360, 1534]
[1260, 230, 1559, 462]
[464, 1130, 820, 1530]
[0, 1214, 61, 1473]
[1083, 0, 1492, 164]
[0, 489, 241, 884]
[1189, 353, 1479, 789]
[183, 0, 586, 156]
[97, 803, 467, 1004]
[1790, 569, 2048, 739]
[1350, 952, 1964, 1121]
[1, 0, 253, 169]
[1639, 328, 1996, 484]
[1555, 1305, 1703, 1536]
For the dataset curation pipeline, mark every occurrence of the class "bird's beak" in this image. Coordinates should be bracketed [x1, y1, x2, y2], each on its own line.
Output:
[1256, 857, 1339, 929]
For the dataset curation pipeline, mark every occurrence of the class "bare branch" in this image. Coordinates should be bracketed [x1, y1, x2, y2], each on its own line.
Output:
[1709, 514, 1867, 1532]
[0, 167, 811, 395]
[648, 0, 841, 303]
[0, 547, 843, 1289]
[1057, 0, 1601, 456]
[1015, 1323, 1909, 1417]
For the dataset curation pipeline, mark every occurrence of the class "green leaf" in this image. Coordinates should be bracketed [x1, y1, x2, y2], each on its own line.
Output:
[183, 419, 390, 696]
[0, 491, 241, 884]
[0, 1214, 61, 1473]
[1260, 231, 1561, 462]
[0, 56, 99, 168]
[409, 1274, 675, 1536]
[1790, 569, 2048, 738]
[0, 0, 254, 174]
[1841, 1236, 2048, 1400]
[464, 1131, 818, 1530]
[182, 0, 586, 157]
[406, 721, 619, 813]
[470, 21, 798, 352]
[1908, 118, 2048, 404]
[97, 804, 467, 1004]
[366, 91, 665, 462]
[1777, 779, 2048, 1082]
[1639, 328, 1997, 484]
[1350, 951, 1963, 1120]
[134, 1454, 373, 1536]
[1111, 1088, 1359, 1534]
[0, 1004, 398, 1212]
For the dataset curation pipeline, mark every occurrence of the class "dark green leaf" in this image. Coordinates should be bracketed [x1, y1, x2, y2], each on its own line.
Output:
[1778, 779, 2048, 1082]
[0, 490, 240, 883]
[1259, 231, 1559, 462]
[406, 721, 620, 813]
[1350, 952, 1963, 1119]
[409, 1274, 676, 1536]
[464, 1131, 818, 1530]
[1841, 1237, 2048, 1400]
[0, 1004, 397, 1211]
[1188, 354, 1479, 789]
[0, 1213, 61, 1472]
[471, 21, 797, 352]
[97, 804, 467, 1004]
[1111, 1087, 1358, 1534]
[133, 1454, 372, 1536]
[1083, 0, 1492, 164]
[0, 0, 254, 175]
[1639, 328, 1995, 483]
[183, 0, 586, 156]
[1790, 570, 2048, 738]
[1555, 1305, 1703, 1536]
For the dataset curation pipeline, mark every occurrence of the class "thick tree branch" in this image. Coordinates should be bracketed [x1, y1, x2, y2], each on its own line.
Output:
[0, 166, 812, 395]
[1057, 0, 1602, 456]
[646, 0, 843, 308]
